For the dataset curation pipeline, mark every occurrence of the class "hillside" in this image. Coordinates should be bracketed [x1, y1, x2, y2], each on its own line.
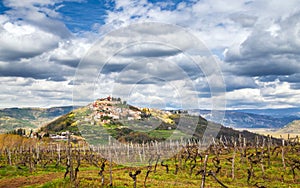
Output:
[276, 120, 300, 134]
[192, 110, 299, 129]
[0, 106, 74, 133]
[41, 97, 273, 144]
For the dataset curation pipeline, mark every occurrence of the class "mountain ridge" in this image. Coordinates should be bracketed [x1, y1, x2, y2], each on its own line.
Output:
[190, 109, 299, 129]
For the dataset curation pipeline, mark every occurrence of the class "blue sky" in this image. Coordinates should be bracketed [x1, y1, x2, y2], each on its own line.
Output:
[0, 0, 300, 110]
[55, 0, 109, 32]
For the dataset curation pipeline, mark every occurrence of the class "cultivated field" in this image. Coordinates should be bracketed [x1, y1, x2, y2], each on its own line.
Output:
[0, 134, 300, 187]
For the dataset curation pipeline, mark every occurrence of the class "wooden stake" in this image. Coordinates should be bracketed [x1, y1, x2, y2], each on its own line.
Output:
[201, 154, 208, 188]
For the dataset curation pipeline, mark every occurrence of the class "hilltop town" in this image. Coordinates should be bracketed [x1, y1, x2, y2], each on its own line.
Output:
[36, 96, 176, 141]
[85, 96, 174, 125]
[89, 96, 143, 124]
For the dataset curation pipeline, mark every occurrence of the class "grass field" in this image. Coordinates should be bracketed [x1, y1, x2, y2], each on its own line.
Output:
[0, 157, 299, 188]
[0, 134, 300, 187]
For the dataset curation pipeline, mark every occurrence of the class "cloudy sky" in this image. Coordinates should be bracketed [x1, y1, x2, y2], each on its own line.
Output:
[1, 0, 300, 110]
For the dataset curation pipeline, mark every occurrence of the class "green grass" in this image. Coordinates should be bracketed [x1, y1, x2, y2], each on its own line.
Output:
[0, 164, 65, 179]
[148, 130, 188, 140]
[1, 142, 300, 187]
[26, 178, 70, 188]
[0, 165, 32, 178]
[2, 156, 300, 188]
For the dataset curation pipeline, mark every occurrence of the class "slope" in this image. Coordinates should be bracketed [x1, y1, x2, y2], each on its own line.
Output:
[40, 98, 274, 144]
[0, 106, 74, 133]
[276, 120, 300, 134]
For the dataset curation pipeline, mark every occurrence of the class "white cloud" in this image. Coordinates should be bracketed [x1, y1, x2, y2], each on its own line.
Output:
[0, 21, 60, 61]
[225, 88, 264, 109]
[0, 78, 72, 108]
[224, 79, 300, 110]
[224, 12, 300, 79]
[49, 38, 92, 67]
[1, 0, 299, 110]
[70, 21, 226, 110]
[3, 0, 56, 8]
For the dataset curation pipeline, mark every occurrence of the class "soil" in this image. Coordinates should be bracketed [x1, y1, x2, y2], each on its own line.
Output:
[0, 172, 63, 188]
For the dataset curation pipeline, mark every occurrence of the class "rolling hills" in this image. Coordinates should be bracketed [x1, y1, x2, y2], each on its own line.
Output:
[0, 106, 74, 133]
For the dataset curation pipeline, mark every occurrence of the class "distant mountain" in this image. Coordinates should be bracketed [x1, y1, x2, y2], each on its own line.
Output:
[0, 106, 75, 133]
[234, 108, 300, 118]
[190, 110, 299, 129]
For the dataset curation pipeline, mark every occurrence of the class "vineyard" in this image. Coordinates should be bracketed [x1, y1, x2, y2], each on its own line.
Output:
[0, 133, 300, 188]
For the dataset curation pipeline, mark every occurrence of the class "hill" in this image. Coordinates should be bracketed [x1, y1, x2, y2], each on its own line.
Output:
[191, 110, 299, 129]
[0, 106, 74, 133]
[276, 120, 300, 134]
[40, 97, 275, 144]
[234, 119, 300, 140]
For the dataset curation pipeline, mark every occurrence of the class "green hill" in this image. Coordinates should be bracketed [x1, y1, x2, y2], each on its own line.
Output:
[40, 98, 271, 144]
[0, 106, 74, 133]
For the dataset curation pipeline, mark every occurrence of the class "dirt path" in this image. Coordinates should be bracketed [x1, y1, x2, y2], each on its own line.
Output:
[0, 172, 63, 188]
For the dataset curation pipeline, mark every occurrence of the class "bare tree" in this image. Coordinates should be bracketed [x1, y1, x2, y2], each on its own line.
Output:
[129, 170, 141, 188]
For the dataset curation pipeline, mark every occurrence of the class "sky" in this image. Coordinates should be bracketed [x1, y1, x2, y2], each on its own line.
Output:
[0, 0, 300, 110]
